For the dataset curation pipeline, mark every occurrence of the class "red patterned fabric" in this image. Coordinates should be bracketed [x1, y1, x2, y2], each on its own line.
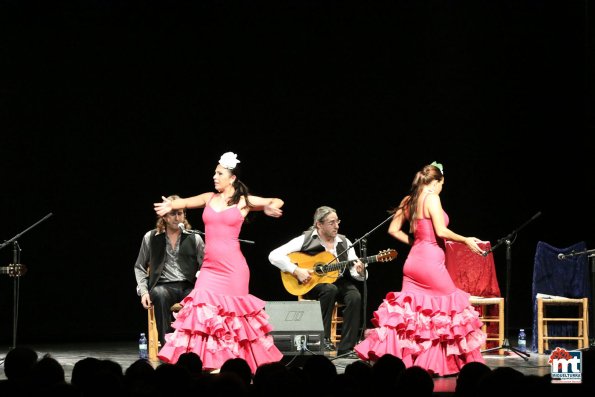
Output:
[445, 241, 500, 297]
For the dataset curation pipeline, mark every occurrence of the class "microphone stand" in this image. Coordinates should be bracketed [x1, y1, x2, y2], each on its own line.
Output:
[481, 211, 541, 360]
[330, 213, 394, 361]
[556, 248, 595, 260]
[0, 213, 53, 367]
[331, 213, 395, 269]
[359, 237, 368, 346]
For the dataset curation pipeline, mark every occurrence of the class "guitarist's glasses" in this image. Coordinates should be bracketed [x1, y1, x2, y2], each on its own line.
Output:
[323, 219, 341, 226]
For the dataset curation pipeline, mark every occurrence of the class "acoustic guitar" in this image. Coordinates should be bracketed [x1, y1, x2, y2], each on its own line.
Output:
[281, 249, 397, 296]
[0, 264, 27, 277]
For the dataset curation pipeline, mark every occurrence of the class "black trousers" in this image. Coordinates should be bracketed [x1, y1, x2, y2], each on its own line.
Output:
[304, 278, 362, 351]
[150, 281, 194, 347]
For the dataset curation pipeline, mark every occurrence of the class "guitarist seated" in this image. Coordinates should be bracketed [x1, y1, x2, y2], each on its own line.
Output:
[269, 206, 366, 356]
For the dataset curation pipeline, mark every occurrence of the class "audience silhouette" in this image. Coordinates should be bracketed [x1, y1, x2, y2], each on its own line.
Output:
[369, 352, 406, 393]
[0, 346, 38, 396]
[123, 358, 155, 397]
[2, 345, 594, 396]
[397, 366, 434, 396]
[454, 361, 491, 397]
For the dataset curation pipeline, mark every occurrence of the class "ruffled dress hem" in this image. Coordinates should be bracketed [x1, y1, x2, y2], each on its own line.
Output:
[354, 289, 486, 376]
[157, 289, 283, 373]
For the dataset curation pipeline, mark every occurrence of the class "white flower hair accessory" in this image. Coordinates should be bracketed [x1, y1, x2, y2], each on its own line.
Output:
[219, 152, 241, 170]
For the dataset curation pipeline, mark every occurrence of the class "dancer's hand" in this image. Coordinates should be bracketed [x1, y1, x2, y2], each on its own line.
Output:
[154, 196, 172, 217]
[264, 203, 283, 218]
[465, 237, 486, 256]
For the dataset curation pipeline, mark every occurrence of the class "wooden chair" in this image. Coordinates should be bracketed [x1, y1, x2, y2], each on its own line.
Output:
[147, 302, 184, 362]
[536, 295, 589, 354]
[147, 306, 159, 362]
[144, 269, 160, 362]
[469, 296, 505, 352]
[330, 302, 345, 345]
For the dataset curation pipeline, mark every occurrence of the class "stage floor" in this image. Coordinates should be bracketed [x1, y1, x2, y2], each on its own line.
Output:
[0, 341, 554, 393]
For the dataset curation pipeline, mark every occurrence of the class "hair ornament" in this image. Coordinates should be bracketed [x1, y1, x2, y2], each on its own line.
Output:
[219, 152, 241, 170]
[430, 161, 444, 175]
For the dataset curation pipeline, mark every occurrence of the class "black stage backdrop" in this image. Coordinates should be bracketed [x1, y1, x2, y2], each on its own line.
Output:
[1, 0, 593, 344]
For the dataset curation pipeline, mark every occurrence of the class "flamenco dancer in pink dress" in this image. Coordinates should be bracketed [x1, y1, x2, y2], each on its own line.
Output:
[354, 161, 487, 376]
[154, 152, 284, 373]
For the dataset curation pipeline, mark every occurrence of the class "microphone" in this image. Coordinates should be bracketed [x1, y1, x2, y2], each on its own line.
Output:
[558, 252, 575, 260]
[178, 223, 204, 235]
[481, 243, 492, 257]
[531, 211, 542, 221]
[558, 250, 577, 260]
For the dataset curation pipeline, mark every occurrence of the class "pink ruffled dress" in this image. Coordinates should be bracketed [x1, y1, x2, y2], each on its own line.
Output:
[158, 199, 283, 373]
[354, 204, 486, 376]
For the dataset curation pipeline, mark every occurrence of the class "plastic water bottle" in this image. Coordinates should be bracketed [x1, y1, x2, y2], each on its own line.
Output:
[517, 328, 526, 353]
[139, 332, 148, 359]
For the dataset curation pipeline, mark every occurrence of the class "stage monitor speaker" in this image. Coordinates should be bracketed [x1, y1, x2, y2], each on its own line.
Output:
[265, 300, 324, 355]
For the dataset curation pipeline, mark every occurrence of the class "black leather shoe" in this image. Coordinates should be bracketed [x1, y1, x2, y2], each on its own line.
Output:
[323, 338, 336, 351]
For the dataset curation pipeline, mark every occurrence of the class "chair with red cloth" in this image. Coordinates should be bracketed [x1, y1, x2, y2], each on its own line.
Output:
[445, 241, 504, 351]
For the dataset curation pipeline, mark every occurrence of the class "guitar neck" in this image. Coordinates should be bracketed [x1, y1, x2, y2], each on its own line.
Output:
[324, 254, 378, 272]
